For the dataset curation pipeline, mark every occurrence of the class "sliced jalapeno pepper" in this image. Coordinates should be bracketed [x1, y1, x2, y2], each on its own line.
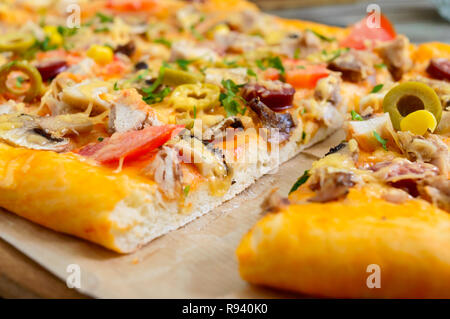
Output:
[162, 68, 204, 86]
[0, 32, 35, 53]
[170, 83, 220, 111]
[383, 81, 442, 130]
[0, 61, 43, 102]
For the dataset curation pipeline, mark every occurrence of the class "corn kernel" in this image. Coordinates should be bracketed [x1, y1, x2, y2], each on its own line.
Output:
[87, 45, 114, 65]
[265, 30, 286, 45]
[400, 110, 437, 135]
[43, 25, 63, 47]
[206, 24, 230, 39]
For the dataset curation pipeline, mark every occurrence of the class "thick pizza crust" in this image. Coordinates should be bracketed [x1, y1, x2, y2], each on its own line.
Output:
[236, 188, 450, 298]
[0, 124, 337, 253]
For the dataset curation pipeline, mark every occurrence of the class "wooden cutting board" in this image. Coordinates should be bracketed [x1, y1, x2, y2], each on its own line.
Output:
[0, 239, 85, 298]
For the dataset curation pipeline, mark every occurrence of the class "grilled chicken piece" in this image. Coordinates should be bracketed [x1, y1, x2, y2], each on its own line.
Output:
[308, 171, 355, 203]
[347, 113, 397, 152]
[214, 31, 264, 54]
[418, 176, 450, 213]
[375, 35, 412, 81]
[328, 49, 377, 82]
[144, 146, 183, 199]
[314, 74, 342, 107]
[371, 158, 439, 197]
[204, 68, 248, 86]
[279, 31, 321, 59]
[397, 131, 449, 176]
[109, 89, 160, 133]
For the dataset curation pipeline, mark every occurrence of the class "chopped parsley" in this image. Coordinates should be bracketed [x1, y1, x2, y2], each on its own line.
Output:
[94, 27, 110, 33]
[255, 56, 285, 79]
[190, 25, 204, 41]
[193, 105, 197, 119]
[97, 137, 104, 142]
[247, 68, 258, 81]
[96, 12, 114, 23]
[141, 66, 172, 105]
[223, 59, 238, 68]
[351, 110, 364, 121]
[219, 79, 246, 117]
[38, 36, 58, 52]
[57, 25, 78, 37]
[371, 84, 384, 93]
[113, 82, 120, 91]
[175, 58, 192, 71]
[153, 38, 172, 48]
[307, 29, 336, 42]
[15, 76, 24, 88]
[373, 131, 388, 151]
[374, 63, 387, 69]
[293, 48, 300, 59]
[289, 170, 310, 194]
[183, 185, 190, 197]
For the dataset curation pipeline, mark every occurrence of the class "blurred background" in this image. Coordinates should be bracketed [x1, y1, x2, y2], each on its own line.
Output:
[250, 0, 450, 43]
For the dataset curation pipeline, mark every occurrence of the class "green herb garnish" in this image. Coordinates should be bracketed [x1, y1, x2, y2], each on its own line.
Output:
[373, 131, 388, 151]
[96, 12, 114, 23]
[351, 110, 363, 121]
[289, 170, 310, 194]
[371, 84, 384, 93]
[183, 185, 190, 197]
[219, 79, 246, 117]
[307, 29, 336, 42]
[153, 38, 172, 48]
[142, 66, 172, 105]
[175, 59, 192, 71]
[374, 63, 387, 69]
[15, 76, 24, 88]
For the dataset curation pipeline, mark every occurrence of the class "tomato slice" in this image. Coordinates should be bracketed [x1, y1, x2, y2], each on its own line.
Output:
[341, 14, 396, 50]
[77, 125, 183, 164]
[106, 0, 156, 12]
[285, 64, 329, 89]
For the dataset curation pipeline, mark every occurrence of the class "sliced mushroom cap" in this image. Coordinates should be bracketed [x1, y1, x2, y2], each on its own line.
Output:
[202, 116, 244, 142]
[38, 113, 93, 138]
[61, 79, 113, 114]
[174, 134, 229, 179]
[0, 113, 69, 152]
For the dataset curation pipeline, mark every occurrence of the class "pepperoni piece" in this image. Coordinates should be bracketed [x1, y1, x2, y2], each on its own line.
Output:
[36, 60, 68, 81]
[426, 58, 450, 81]
[242, 81, 295, 112]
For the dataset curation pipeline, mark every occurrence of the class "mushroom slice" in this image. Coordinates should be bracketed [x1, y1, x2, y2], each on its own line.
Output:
[38, 113, 93, 138]
[61, 79, 113, 114]
[0, 113, 69, 152]
[202, 116, 244, 142]
[174, 134, 229, 179]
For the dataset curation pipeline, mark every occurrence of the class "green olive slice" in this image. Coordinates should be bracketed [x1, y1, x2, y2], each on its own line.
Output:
[162, 68, 204, 86]
[0, 32, 35, 53]
[382, 81, 442, 130]
[0, 61, 43, 102]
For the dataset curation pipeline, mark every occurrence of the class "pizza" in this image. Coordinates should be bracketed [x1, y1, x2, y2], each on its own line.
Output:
[0, 0, 353, 253]
[236, 15, 450, 297]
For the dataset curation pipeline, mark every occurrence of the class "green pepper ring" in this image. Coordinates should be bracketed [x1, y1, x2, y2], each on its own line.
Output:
[382, 81, 442, 130]
[0, 61, 43, 102]
[0, 32, 35, 53]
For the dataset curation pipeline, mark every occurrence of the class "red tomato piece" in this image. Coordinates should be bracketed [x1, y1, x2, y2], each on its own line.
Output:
[106, 0, 156, 11]
[285, 64, 329, 89]
[77, 125, 183, 164]
[341, 14, 396, 50]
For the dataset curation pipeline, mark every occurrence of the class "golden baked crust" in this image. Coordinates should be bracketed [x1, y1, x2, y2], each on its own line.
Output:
[237, 188, 450, 298]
